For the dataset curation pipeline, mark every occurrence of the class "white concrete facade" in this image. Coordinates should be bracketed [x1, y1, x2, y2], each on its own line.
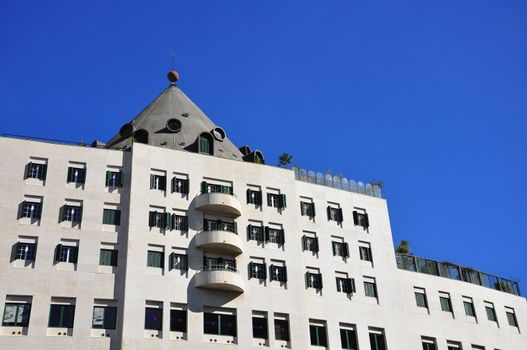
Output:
[0, 136, 526, 350]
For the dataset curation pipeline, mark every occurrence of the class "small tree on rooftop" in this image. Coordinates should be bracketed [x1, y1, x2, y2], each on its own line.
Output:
[395, 240, 411, 254]
[278, 153, 293, 168]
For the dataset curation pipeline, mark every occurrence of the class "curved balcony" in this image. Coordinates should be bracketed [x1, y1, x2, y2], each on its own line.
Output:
[195, 230, 243, 255]
[195, 266, 244, 293]
[195, 190, 242, 217]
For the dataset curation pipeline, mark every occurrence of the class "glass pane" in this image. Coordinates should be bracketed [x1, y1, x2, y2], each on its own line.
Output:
[62, 305, 75, 328]
[204, 313, 219, 335]
[2, 305, 18, 325]
[274, 319, 289, 341]
[145, 308, 162, 330]
[252, 317, 268, 339]
[104, 307, 117, 329]
[92, 307, 105, 328]
[170, 309, 187, 332]
[220, 314, 236, 336]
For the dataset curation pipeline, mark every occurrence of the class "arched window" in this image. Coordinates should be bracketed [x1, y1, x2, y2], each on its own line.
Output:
[198, 133, 213, 155]
[134, 129, 149, 144]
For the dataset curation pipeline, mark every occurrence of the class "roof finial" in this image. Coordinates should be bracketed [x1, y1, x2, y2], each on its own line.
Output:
[167, 53, 179, 83]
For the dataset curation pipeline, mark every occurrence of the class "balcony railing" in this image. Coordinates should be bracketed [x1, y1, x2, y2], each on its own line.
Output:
[292, 167, 382, 198]
[202, 264, 238, 273]
[203, 219, 237, 233]
[201, 182, 233, 195]
[395, 253, 521, 296]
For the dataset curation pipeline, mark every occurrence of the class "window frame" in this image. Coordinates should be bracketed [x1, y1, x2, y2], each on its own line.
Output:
[2, 302, 31, 327]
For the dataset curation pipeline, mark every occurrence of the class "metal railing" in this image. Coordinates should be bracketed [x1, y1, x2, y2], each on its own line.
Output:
[201, 264, 239, 273]
[203, 219, 237, 233]
[292, 167, 382, 198]
[396, 253, 521, 296]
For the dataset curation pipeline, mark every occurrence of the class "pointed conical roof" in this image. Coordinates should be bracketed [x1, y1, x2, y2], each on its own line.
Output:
[106, 77, 244, 161]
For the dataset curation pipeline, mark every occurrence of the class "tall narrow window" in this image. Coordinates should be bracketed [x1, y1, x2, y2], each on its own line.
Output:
[463, 297, 476, 317]
[340, 325, 358, 350]
[48, 304, 75, 328]
[364, 277, 378, 298]
[66, 167, 86, 184]
[102, 209, 121, 225]
[359, 243, 373, 262]
[484, 302, 497, 322]
[105, 170, 123, 187]
[506, 307, 519, 327]
[309, 321, 327, 347]
[99, 249, 118, 267]
[252, 313, 268, 339]
[439, 292, 453, 313]
[274, 317, 290, 341]
[2, 303, 31, 327]
[414, 288, 428, 308]
[353, 210, 369, 229]
[145, 307, 163, 330]
[204, 312, 237, 336]
[25, 162, 47, 180]
[198, 133, 213, 155]
[21, 201, 42, 219]
[369, 328, 386, 350]
[92, 306, 117, 329]
[15, 242, 37, 261]
[170, 309, 187, 332]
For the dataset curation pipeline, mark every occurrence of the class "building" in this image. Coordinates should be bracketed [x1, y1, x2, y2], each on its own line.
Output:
[0, 71, 526, 350]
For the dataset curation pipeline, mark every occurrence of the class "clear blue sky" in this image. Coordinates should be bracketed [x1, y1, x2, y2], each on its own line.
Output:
[1, 1, 526, 293]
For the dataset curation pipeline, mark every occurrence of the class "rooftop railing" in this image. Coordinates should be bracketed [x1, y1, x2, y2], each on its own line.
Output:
[2, 133, 90, 147]
[395, 253, 521, 296]
[292, 167, 382, 198]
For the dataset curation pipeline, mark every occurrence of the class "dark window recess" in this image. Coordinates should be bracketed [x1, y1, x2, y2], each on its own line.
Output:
[332, 241, 349, 258]
[103, 209, 121, 225]
[353, 211, 370, 228]
[327, 206, 343, 223]
[169, 253, 188, 271]
[274, 319, 290, 341]
[249, 262, 267, 279]
[199, 134, 213, 155]
[48, 304, 75, 328]
[506, 311, 518, 327]
[21, 201, 42, 219]
[147, 251, 164, 268]
[440, 297, 452, 312]
[463, 301, 476, 317]
[300, 201, 316, 217]
[61, 205, 82, 223]
[25, 162, 47, 180]
[105, 170, 123, 187]
[247, 189, 262, 205]
[150, 174, 166, 191]
[171, 177, 189, 194]
[485, 306, 497, 322]
[55, 245, 78, 263]
[369, 332, 386, 350]
[270, 265, 287, 282]
[66, 167, 86, 184]
[267, 193, 287, 209]
[309, 324, 328, 346]
[99, 249, 118, 266]
[145, 307, 163, 330]
[415, 292, 428, 308]
[2, 303, 31, 327]
[306, 272, 323, 289]
[340, 328, 358, 350]
[265, 227, 285, 244]
[422, 342, 437, 350]
[148, 211, 172, 229]
[203, 219, 237, 233]
[15, 242, 36, 261]
[252, 317, 268, 339]
[247, 224, 265, 241]
[364, 281, 378, 298]
[204, 313, 237, 336]
[170, 309, 187, 332]
[302, 236, 319, 253]
[92, 306, 117, 329]
[201, 181, 233, 195]
[336, 277, 356, 294]
[359, 246, 373, 262]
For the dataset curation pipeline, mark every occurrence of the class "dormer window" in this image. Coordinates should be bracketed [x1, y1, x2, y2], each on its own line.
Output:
[199, 133, 213, 155]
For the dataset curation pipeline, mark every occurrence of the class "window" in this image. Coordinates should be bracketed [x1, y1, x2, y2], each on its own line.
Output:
[103, 209, 121, 225]
[247, 189, 262, 205]
[439, 293, 453, 313]
[172, 214, 188, 231]
[2, 303, 31, 327]
[199, 133, 213, 155]
[270, 265, 287, 282]
[336, 277, 355, 294]
[309, 322, 327, 347]
[201, 181, 233, 194]
[48, 304, 75, 328]
[422, 337, 437, 350]
[340, 326, 358, 350]
[150, 174, 166, 191]
[446, 341, 462, 350]
[92, 306, 117, 329]
[249, 262, 267, 280]
[359, 244, 373, 262]
[302, 235, 319, 253]
[204, 257, 236, 271]
[147, 251, 164, 268]
[265, 227, 285, 244]
[55, 245, 78, 264]
[415, 288, 428, 308]
[463, 298, 476, 317]
[105, 170, 122, 187]
[170, 309, 187, 332]
[506, 308, 518, 327]
[148, 210, 170, 229]
[62, 205, 82, 223]
[267, 193, 287, 209]
[145, 307, 163, 330]
[15, 243, 36, 261]
[306, 272, 323, 289]
[99, 249, 118, 267]
[169, 253, 187, 271]
[66, 167, 86, 184]
[369, 328, 386, 350]
[171, 177, 189, 194]
[203, 218, 237, 233]
[364, 277, 378, 298]
[274, 318, 290, 341]
[332, 241, 349, 258]
[252, 314, 268, 339]
[25, 162, 47, 180]
[327, 206, 343, 223]
[300, 201, 315, 217]
[247, 224, 264, 241]
[353, 210, 369, 228]
[203, 312, 236, 336]
[21, 201, 42, 219]
[485, 302, 497, 322]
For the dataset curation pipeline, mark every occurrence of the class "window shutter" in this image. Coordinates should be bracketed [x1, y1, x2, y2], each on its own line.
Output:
[233, 222, 238, 234]
[183, 255, 188, 271]
[61, 205, 67, 222]
[267, 193, 272, 206]
[24, 162, 31, 179]
[280, 229, 285, 244]
[327, 206, 331, 221]
[305, 272, 310, 288]
[364, 214, 370, 228]
[248, 262, 254, 279]
[353, 211, 359, 225]
[351, 278, 356, 293]
[79, 169, 86, 183]
[41, 164, 47, 180]
[336, 278, 340, 291]
[279, 194, 287, 208]
[111, 250, 118, 266]
[169, 253, 174, 270]
[312, 203, 316, 217]
[35, 203, 42, 218]
[100, 250, 109, 265]
[300, 202, 305, 215]
[344, 242, 350, 257]
[368, 248, 372, 261]
[55, 244, 62, 262]
[264, 226, 270, 242]
[118, 171, 123, 187]
[345, 278, 353, 294]
[150, 175, 155, 189]
[302, 236, 307, 250]
[171, 177, 176, 193]
[318, 274, 323, 289]
[78, 207, 83, 222]
[160, 176, 166, 191]
[332, 242, 336, 255]
[148, 211, 156, 227]
[201, 181, 207, 194]
[160, 252, 165, 269]
[71, 247, 79, 264]
[115, 210, 121, 226]
[165, 212, 172, 229]
[283, 267, 288, 282]
[246, 225, 252, 240]
[105, 171, 111, 186]
[182, 216, 188, 231]
[314, 237, 319, 252]
[184, 179, 189, 194]
[338, 208, 344, 222]
[103, 209, 110, 224]
[262, 263, 267, 279]
[67, 167, 73, 183]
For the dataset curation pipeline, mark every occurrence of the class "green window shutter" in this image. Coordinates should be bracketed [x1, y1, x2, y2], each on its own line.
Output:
[327, 206, 331, 221]
[41, 164, 47, 180]
[55, 244, 62, 262]
[201, 181, 207, 194]
[150, 175, 155, 189]
[364, 214, 370, 228]
[279, 194, 287, 208]
[352, 211, 359, 225]
[302, 236, 307, 250]
[331, 242, 336, 255]
[233, 222, 237, 234]
[105, 171, 111, 186]
[344, 243, 349, 257]
[165, 212, 172, 229]
[148, 211, 156, 227]
[115, 210, 121, 225]
[67, 167, 73, 182]
[111, 250, 118, 266]
[160, 176, 166, 190]
[338, 208, 344, 222]
[100, 249, 111, 266]
[314, 237, 319, 252]
[118, 171, 123, 187]
[24, 162, 31, 179]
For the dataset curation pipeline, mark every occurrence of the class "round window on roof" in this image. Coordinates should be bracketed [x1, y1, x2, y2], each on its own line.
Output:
[166, 118, 182, 132]
[119, 123, 134, 137]
[212, 127, 226, 141]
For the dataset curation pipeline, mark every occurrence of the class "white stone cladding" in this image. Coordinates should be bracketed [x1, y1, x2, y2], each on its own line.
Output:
[0, 136, 525, 350]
